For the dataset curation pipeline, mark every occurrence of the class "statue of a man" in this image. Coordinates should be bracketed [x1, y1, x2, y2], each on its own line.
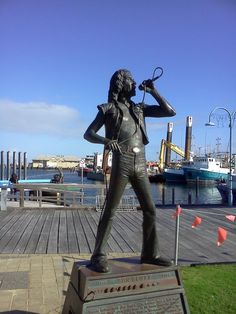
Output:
[84, 69, 176, 272]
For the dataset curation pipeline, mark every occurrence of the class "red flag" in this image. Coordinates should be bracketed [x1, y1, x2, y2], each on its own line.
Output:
[217, 227, 228, 246]
[192, 216, 202, 228]
[225, 215, 236, 222]
[172, 205, 182, 218]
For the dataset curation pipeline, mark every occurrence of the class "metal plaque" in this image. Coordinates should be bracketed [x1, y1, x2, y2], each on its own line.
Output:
[71, 257, 180, 301]
[62, 257, 190, 314]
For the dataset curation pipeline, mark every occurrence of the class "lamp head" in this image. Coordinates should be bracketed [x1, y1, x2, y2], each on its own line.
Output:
[205, 121, 215, 127]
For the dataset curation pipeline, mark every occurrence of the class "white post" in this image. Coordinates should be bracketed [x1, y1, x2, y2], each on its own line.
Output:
[228, 115, 233, 206]
[174, 213, 180, 265]
[0, 188, 8, 211]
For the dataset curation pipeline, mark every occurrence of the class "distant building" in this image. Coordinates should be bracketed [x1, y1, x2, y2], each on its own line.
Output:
[94, 152, 112, 169]
[32, 155, 80, 169]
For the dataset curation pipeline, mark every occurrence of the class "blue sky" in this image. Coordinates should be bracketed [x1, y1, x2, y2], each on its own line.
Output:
[0, 0, 235, 162]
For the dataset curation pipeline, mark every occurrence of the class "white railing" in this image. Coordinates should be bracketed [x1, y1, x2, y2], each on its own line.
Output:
[3, 183, 138, 210]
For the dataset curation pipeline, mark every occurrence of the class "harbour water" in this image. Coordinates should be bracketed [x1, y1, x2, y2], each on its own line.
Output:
[25, 168, 223, 205]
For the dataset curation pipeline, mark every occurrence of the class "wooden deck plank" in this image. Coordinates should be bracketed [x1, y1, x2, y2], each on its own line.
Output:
[66, 210, 79, 253]
[162, 208, 234, 250]
[0, 211, 26, 250]
[110, 223, 133, 253]
[12, 210, 43, 254]
[78, 210, 95, 252]
[0, 210, 19, 230]
[35, 211, 54, 254]
[83, 211, 97, 238]
[154, 209, 201, 263]
[182, 216, 235, 255]
[0, 207, 235, 265]
[96, 212, 123, 253]
[119, 212, 142, 232]
[0, 211, 11, 223]
[47, 211, 60, 253]
[24, 211, 48, 254]
[58, 210, 68, 253]
[0, 211, 23, 240]
[113, 216, 140, 252]
[81, 211, 99, 249]
[116, 212, 142, 237]
[0, 212, 31, 252]
[1, 211, 34, 253]
[86, 210, 122, 253]
[72, 210, 90, 253]
[93, 210, 141, 253]
[157, 207, 236, 263]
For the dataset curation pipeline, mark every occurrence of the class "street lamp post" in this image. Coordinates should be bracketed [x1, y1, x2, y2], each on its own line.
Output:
[205, 107, 235, 207]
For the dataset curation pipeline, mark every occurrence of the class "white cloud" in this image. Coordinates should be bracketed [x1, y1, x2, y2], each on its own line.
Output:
[0, 99, 85, 138]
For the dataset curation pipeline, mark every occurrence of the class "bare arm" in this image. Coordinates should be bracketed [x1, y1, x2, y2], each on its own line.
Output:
[83, 111, 109, 145]
[84, 110, 122, 152]
[140, 80, 176, 117]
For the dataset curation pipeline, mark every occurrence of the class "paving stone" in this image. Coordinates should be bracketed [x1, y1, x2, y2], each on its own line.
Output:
[0, 271, 29, 290]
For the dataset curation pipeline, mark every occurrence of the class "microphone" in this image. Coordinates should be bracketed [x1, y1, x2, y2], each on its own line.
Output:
[138, 66, 163, 90]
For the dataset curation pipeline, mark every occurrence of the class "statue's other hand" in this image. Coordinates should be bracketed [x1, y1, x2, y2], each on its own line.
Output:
[105, 140, 121, 153]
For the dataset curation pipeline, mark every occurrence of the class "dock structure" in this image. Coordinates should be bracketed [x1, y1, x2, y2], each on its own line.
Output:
[0, 205, 235, 313]
[165, 122, 173, 166]
[184, 116, 192, 161]
[0, 150, 28, 181]
[0, 206, 235, 265]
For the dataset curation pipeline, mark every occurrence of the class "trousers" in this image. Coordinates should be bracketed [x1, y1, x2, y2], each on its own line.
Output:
[92, 150, 160, 260]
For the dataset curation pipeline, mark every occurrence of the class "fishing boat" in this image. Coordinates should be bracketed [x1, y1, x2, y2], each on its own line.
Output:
[182, 156, 231, 184]
[217, 174, 236, 204]
[77, 167, 93, 177]
[87, 170, 105, 181]
[163, 168, 186, 183]
[148, 173, 165, 183]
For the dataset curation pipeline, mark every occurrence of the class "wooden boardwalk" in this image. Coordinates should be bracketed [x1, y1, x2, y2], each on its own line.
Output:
[0, 206, 235, 265]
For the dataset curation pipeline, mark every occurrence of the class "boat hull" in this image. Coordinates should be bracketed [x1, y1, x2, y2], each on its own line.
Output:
[217, 183, 236, 204]
[183, 168, 229, 184]
[163, 169, 185, 183]
[148, 174, 165, 183]
[77, 168, 93, 177]
[86, 171, 110, 182]
[217, 173, 236, 204]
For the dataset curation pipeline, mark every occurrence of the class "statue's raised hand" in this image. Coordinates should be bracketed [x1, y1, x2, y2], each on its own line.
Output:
[138, 79, 155, 93]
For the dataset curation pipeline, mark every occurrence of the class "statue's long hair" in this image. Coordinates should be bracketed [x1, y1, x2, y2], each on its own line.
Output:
[108, 69, 130, 103]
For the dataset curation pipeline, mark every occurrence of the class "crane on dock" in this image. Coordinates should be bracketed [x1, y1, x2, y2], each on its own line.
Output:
[158, 139, 186, 172]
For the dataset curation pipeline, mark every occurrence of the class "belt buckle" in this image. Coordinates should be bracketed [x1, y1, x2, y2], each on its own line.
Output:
[132, 147, 140, 153]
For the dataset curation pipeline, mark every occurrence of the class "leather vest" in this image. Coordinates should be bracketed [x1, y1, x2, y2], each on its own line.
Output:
[98, 102, 150, 145]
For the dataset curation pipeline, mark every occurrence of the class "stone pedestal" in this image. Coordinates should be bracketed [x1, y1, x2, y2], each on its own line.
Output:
[62, 256, 189, 314]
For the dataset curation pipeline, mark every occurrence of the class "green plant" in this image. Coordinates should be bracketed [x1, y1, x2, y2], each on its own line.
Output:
[181, 264, 236, 314]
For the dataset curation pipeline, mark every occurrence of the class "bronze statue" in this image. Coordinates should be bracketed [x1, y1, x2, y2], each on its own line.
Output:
[84, 69, 176, 272]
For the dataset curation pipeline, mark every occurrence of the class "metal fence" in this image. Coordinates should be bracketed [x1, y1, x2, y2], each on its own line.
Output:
[95, 195, 138, 212]
[1, 181, 224, 211]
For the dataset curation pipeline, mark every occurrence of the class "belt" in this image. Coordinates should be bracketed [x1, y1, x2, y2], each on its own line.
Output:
[119, 145, 142, 154]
